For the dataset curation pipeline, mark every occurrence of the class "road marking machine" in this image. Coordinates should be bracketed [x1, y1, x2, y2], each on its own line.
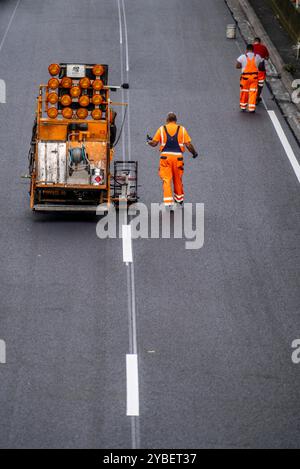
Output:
[28, 63, 138, 212]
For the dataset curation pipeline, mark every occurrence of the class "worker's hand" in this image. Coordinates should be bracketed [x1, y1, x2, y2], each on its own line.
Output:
[146, 134, 153, 143]
[192, 152, 198, 159]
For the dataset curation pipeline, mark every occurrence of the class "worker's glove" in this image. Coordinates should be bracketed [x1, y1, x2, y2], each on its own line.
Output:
[146, 134, 153, 143]
[192, 152, 198, 159]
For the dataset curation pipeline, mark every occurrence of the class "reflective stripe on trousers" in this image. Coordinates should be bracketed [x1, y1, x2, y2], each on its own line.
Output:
[258, 70, 266, 88]
[159, 155, 184, 204]
[240, 73, 258, 111]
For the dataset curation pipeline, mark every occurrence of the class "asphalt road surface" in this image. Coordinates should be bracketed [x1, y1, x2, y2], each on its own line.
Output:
[0, 0, 299, 449]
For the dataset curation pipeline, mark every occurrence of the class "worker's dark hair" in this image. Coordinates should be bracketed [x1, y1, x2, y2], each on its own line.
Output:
[254, 37, 261, 43]
[246, 44, 254, 52]
[166, 112, 177, 123]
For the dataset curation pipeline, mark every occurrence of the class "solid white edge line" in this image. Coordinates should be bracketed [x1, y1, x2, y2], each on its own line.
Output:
[268, 110, 300, 183]
[126, 354, 139, 416]
[121, 0, 130, 72]
[117, 0, 123, 45]
[0, 0, 21, 53]
[121, 0, 131, 161]
[122, 224, 133, 263]
[117, 0, 126, 162]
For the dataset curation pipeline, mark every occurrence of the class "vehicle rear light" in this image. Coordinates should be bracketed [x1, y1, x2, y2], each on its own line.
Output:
[61, 94, 72, 106]
[48, 63, 60, 76]
[47, 92, 58, 104]
[91, 109, 102, 120]
[92, 64, 105, 76]
[70, 86, 81, 98]
[47, 107, 58, 119]
[61, 77, 72, 89]
[92, 94, 103, 105]
[62, 107, 73, 119]
[78, 95, 90, 107]
[92, 79, 104, 91]
[76, 108, 88, 119]
[79, 77, 91, 89]
[48, 78, 59, 90]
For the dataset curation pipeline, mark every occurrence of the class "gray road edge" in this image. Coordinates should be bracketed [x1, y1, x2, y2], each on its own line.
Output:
[225, 0, 300, 146]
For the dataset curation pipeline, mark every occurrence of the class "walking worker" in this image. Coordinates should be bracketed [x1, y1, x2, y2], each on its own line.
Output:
[253, 37, 269, 103]
[147, 113, 198, 207]
[236, 44, 262, 113]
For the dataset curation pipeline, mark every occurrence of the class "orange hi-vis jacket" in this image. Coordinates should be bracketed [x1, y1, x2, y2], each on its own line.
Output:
[153, 123, 191, 156]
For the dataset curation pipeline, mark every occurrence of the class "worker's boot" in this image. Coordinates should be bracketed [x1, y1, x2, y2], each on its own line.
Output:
[175, 200, 184, 207]
[256, 87, 262, 104]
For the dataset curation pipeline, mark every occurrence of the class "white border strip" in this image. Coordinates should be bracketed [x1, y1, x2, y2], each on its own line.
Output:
[0, 339, 6, 364]
[268, 110, 300, 183]
[122, 224, 133, 263]
[0, 0, 21, 54]
[121, 0, 130, 73]
[126, 354, 139, 416]
[117, 0, 123, 45]
[117, 0, 126, 162]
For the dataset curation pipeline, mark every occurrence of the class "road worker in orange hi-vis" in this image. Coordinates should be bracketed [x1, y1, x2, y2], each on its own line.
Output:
[236, 44, 263, 113]
[147, 113, 198, 208]
[253, 37, 270, 104]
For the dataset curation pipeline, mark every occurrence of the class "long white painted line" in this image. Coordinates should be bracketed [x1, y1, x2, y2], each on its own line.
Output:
[117, 0, 123, 45]
[121, 0, 130, 73]
[122, 224, 133, 263]
[126, 89, 132, 160]
[117, 0, 126, 163]
[268, 110, 300, 183]
[0, 0, 21, 54]
[118, 0, 140, 448]
[129, 263, 138, 354]
[121, 0, 131, 160]
[126, 354, 139, 416]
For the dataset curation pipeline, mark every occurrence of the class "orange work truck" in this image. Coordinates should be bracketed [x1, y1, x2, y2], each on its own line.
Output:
[28, 63, 137, 212]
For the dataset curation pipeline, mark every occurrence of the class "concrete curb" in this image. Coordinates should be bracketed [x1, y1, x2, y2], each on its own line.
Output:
[225, 0, 300, 145]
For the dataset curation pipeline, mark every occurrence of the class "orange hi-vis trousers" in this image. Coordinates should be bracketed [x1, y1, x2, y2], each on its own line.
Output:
[159, 154, 184, 205]
[258, 70, 266, 88]
[240, 73, 258, 112]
